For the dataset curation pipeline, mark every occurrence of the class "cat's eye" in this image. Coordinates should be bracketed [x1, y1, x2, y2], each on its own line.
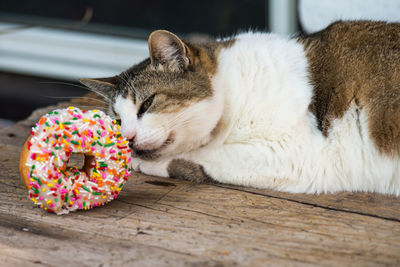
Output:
[137, 94, 156, 118]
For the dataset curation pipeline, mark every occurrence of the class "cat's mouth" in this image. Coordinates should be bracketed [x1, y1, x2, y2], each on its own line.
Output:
[129, 132, 175, 160]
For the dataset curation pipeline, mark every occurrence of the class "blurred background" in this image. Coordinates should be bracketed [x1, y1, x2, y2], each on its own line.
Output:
[0, 0, 399, 127]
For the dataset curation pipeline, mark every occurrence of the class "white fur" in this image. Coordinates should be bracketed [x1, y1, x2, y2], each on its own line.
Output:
[114, 87, 223, 154]
[114, 95, 168, 150]
[128, 32, 400, 195]
[114, 95, 137, 140]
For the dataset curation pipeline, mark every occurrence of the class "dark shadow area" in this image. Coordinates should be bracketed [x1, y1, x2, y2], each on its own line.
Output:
[0, 0, 267, 38]
[0, 72, 87, 121]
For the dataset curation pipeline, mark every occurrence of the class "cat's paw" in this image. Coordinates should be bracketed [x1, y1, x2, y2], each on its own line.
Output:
[132, 157, 170, 178]
[131, 157, 141, 172]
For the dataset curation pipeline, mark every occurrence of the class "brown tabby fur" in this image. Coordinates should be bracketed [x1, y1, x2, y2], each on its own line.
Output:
[300, 21, 400, 155]
[81, 33, 233, 117]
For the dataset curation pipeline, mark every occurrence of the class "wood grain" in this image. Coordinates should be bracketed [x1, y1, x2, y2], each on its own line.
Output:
[1, 101, 400, 266]
[217, 185, 400, 221]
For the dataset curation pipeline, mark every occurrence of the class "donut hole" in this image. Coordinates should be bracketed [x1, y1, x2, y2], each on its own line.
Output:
[67, 153, 86, 169]
[66, 153, 96, 176]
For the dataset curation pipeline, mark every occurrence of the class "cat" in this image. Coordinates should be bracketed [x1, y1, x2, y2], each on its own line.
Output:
[81, 21, 400, 195]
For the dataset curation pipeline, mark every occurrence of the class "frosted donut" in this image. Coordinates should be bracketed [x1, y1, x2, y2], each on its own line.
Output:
[19, 106, 132, 214]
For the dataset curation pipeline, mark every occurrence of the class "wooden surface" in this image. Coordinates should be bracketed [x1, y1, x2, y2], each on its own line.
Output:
[1, 101, 400, 266]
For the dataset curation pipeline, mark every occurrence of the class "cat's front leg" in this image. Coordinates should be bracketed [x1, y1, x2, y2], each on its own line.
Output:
[135, 144, 266, 184]
[166, 144, 297, 190]
[135, 143, 297, 190]
[165, 147, 242, 185]
[132, 156, 212, 183]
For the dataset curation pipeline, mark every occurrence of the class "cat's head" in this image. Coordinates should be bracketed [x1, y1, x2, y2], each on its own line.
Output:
[80, 30, 224, 160]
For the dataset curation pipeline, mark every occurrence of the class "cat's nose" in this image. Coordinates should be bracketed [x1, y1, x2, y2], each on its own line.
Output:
[122, 129, 136, 141]
[128, 136, 136, 149]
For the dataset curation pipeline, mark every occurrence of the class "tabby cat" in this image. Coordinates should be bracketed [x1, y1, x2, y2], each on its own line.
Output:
[81, 21, 400, 195]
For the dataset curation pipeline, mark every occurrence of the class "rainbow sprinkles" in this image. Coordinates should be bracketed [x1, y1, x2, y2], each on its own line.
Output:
[23, 106, 132, 214]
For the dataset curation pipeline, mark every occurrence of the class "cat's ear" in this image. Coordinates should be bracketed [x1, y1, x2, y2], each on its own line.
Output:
[79, 77, 118, 98]
[148, 30, 191, 70]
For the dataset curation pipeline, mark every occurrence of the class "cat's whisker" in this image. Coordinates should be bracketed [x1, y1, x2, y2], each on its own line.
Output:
[119, 72, 136, 94]
[137, 111, 205, 143]
[43, 96, 108, 105]
[139, 118, 205, 146]
[161, 106, 207, 129]
[132, 104, 209, 143]
[138, 118, 200, 144]
[40, 81, 112, 102]
[162, 105, 204, 125]
[138, 113, 190, 141]
[66, 105, 106, 111]
[39, 81, 90, 91]
[117, 73, 130, 86]
[138, 130, 166, 143]
[86, 89, 112, 102]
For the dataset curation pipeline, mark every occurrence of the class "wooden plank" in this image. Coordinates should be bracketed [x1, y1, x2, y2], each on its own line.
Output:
[217, 185, 400, 221]
[116, 188, 400, 266]
[0, 221, 225, 267]
[2, 176, 400, 266]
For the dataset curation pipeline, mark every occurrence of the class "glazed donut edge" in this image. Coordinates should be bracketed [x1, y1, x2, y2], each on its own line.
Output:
[20, 136, 32, 190]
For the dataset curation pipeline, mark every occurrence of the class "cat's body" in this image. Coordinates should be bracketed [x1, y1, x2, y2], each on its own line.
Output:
[81, 21, 400, 195]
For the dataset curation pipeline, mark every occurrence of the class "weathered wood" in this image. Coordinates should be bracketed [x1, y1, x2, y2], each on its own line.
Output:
[1, 101, 400, 266]
[217, 185, 400, 221]
[0, 222, 225, 267]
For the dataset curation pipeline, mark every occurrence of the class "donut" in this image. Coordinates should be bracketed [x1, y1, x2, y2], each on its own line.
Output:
[19, 106, 132, 214]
